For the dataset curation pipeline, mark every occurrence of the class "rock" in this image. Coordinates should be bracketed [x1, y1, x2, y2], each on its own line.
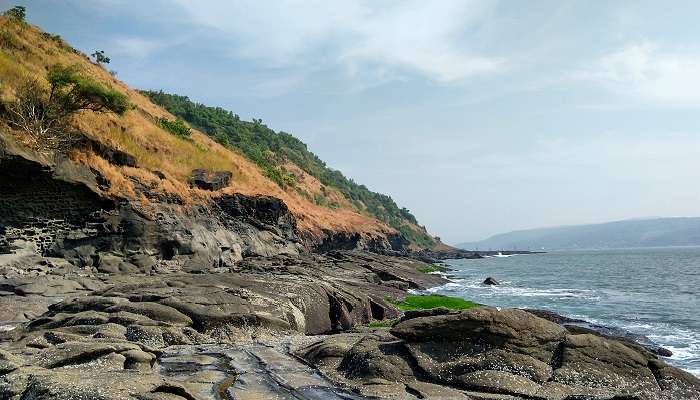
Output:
[398, 307, 452, 322]
[96, 253, 139, 274]
[456, 370, 541, 397]
[32, 342, 118, 369]
[105, 302, 193, 326]
[391, 307, 568, 362]
[338, 334, 416, 382]
[552, 333, 658, 392]
[0, 349, 22, 374]
[483, 277, 499, 285]
[121, 349, 155, 371]
[190, 168, 232, 191]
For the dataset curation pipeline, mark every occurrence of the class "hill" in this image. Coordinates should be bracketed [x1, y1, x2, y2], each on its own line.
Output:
[0, 11, 435, 250]
[457, 217, 700, 250]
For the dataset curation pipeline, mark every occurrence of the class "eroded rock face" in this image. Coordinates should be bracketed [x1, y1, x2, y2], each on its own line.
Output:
[299, 308, 700, 400]
[190, 168, 231, 191]
[0, 250, 446, 399]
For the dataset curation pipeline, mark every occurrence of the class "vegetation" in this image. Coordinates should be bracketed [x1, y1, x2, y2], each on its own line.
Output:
[389, 295, 478, 311]
[0, 29, 17, 50]
[156, 117, 191, 138]
[418, 264, 446, 274]
[1, 64, 130, 151]
[141, 90, 435, 247]
[91, 49, 110, 65]
[367, 319, 396, 328]
[3, 6, 25, 23]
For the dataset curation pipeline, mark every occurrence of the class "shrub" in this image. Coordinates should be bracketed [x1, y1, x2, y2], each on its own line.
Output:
[47, 65, 129, 114]
[2, 64, 130, 152]
[156, 117, 191, 138]
[418, 264, 446, 274]
[91, 49, 110, 65]
[0, 29, 17, 49]
[3, 6, 26, 23]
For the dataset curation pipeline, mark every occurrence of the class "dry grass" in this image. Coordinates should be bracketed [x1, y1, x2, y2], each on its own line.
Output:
[0, 15, 398, 242]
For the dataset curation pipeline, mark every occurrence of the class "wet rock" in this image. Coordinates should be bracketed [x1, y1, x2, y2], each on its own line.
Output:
[483, 277, 499, 285]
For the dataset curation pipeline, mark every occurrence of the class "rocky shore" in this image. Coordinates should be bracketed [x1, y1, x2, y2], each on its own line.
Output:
[2, 139, 700, 399]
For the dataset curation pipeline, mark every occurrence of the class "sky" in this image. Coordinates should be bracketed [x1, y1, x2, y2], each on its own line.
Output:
[13, 0, 700, 243]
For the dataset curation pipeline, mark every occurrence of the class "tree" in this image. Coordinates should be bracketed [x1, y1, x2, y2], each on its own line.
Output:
[91, 50, 110, 65]
[3, 6, 26, 22]
[2, 64, 130, 152]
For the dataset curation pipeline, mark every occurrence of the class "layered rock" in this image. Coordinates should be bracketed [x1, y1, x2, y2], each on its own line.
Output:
[299, 308, 700, 399]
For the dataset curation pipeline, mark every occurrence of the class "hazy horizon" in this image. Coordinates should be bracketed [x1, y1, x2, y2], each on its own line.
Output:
[22, 0, 700, 243]
[457, 215, 700, 244]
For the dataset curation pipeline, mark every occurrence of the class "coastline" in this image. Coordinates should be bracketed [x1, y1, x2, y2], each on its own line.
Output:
[436, 251, 700, 379]
[2, 250, 699, 399]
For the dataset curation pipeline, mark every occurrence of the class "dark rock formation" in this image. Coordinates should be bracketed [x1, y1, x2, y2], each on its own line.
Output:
[189, 168, 232, 191]
[300, 308, 700, 399]
[526, 308, 674, 358]
[483, 276, 499, 285]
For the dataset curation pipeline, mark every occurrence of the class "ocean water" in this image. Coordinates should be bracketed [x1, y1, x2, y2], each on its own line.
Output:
[432, 247, 700, 377]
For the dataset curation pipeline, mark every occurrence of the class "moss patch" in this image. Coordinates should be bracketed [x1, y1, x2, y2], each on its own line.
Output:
[390, 295, 478, 311]
[418, 264, 446, 274]
[367, 319, 396, 328]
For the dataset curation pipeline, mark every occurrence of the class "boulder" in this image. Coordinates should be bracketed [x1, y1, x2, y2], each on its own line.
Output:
[482, 277, 499, 285]
[552, 333, 661, 392]
[190, 169, 232, 191]
[391, 307, 568, 362]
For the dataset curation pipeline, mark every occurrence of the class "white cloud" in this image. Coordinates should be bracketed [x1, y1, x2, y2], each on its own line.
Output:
[110, 36, 165, 59]
[173, 0, 505, 83]
[580, 42, 700, 106]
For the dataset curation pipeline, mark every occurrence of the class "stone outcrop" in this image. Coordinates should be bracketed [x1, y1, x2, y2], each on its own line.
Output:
[189, 168, 232, 191]
[0, 249, 445, 399]
[299, 308, 700, 399]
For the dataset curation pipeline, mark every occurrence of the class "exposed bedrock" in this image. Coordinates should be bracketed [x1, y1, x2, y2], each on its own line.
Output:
[299, 308, 700, 399]
[0, 137, 408, 272]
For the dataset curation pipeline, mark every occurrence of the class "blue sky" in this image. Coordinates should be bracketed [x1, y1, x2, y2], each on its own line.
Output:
[16, 0, 700, 243]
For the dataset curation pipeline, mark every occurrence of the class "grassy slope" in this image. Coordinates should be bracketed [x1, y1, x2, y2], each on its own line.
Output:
[142, 91, 436, 248]
[0, 15, 436, 248]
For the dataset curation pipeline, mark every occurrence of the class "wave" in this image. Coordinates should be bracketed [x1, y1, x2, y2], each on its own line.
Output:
[427, 277, 700, 377]
[427, 279, 600, 300]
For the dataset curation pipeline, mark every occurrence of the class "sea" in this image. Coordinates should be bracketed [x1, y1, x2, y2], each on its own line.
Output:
[431, 247, 700, 377]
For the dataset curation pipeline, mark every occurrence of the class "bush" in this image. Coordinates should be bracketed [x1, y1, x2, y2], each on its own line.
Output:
[3, 6, 26, 23]
[1, 64, 130, 152]
[418, 264, 446, 274]
[156, 117, 191, 138]
[0, 29, 17, 49]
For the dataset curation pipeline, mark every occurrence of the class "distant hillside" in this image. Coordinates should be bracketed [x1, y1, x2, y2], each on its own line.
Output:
[457, 217, 700, 250]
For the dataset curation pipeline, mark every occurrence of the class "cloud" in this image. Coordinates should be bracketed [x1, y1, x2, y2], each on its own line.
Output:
[109, 36, 166, 59]
[579, 42, 700, 106]
[173, 0, 505, 83]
